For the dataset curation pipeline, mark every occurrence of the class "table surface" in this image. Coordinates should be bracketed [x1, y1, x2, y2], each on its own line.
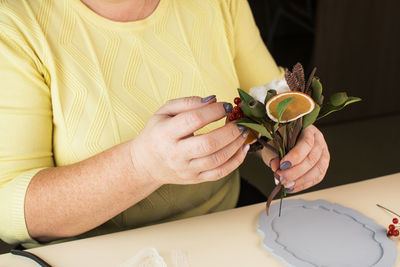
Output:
[1, 173, 399, 267]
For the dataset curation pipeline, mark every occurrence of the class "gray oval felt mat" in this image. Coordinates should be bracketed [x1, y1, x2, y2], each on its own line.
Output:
[258, 199, 397, 267]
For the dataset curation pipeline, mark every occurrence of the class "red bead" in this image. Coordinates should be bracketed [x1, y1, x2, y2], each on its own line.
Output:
[232, 106, 241, 114]
[388, 230, 394, 236]
[234, 97, 241, 105]
[393, 218, 399, 224]
[389, 224, 395, 231]
[394, 230, 399, 237]
[228, 113, 236, 121]
[235, 112, 243, 120]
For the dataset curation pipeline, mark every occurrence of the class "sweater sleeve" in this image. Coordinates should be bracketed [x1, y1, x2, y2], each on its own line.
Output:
[0, 26, 54, 244]
[231, 0, 284, 91]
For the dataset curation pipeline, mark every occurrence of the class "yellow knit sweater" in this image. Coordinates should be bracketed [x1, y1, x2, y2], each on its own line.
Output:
[0, 0, 282, 245]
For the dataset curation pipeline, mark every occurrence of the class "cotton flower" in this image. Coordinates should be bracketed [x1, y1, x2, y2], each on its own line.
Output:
[249, 78, 290, 103]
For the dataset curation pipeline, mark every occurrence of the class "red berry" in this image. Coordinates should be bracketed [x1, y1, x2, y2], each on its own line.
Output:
[234, 97, 241, 105]
[393, 218, 399, 224]
[228, 113, 236, 121]
[388, 230, 394, 236]
[236, 112, 243, 120]
[394, 230, 399, 237]
[389, 224, 395, 231]
[232, 106, 241, 114]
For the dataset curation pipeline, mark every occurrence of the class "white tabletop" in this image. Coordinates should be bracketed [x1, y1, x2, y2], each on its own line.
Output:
[1, 173, 399, 267]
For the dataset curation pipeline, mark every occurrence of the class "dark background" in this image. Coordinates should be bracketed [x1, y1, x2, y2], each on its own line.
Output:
[1, 0, 399, 255]
[240, 0, 400, 198]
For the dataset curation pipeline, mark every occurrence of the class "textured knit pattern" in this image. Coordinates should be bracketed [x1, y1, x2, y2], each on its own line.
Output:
[0, 0, 283, 245]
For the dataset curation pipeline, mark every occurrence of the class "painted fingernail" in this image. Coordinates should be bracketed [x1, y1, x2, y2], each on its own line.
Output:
[237, 124, 246, 132]
[280, 161, 292, 170]
[285, 181, 295, 189]
[242, 129, 250, 138]
[223, 103, 233, 113]
[243, 144, 250, 153]
[268, 157, 278, 168]
[201, 95, 216, 103]
[286, 188, 294, 193]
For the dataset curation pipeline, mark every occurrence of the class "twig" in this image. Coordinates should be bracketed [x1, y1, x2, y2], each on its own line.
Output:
[250, 131, 279, 155]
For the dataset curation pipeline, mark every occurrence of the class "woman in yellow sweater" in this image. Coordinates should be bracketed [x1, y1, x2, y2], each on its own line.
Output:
[0, 0, 330, 247]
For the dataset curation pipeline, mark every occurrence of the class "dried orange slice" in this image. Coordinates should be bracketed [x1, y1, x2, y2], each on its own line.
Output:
[266, 91, 315, 123]
[244, 130, 259, 145]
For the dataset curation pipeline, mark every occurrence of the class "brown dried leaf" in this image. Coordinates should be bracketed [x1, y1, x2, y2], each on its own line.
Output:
[266, 183, 282, 216]
[305, 67, 317, 95]
[293, 63, 305, 92]
[288, 117, 303, 150]
[285, 70, 301, 92]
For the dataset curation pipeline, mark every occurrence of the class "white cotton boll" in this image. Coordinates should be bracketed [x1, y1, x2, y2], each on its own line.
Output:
[249, 78, 291, 103]
[249, 84, 269, 103]
[269, 78, 291, 94]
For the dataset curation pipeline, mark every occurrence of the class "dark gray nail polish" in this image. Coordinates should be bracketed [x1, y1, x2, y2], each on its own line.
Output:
[280, 161, 292, 170]
[237, 125, 246, 132]
[201, 95, 216, 103]
[286, 188, 294, 193]
[223, 103, 233, 113]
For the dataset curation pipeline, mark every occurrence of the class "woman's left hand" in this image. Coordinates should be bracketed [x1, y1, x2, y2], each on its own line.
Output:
[266, 125, 330, 194]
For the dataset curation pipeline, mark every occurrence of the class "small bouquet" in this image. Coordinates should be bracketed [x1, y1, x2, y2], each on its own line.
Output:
[228, 63, 361, 216]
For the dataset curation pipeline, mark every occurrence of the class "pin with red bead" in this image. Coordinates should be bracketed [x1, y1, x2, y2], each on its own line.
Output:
[376, 204, 400, 238]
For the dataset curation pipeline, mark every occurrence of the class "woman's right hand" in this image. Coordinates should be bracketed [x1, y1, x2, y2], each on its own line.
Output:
[130, 96, 250, 186]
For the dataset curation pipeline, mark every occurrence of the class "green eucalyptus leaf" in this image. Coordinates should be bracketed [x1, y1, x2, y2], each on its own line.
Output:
[239, 101, 253, 118]
[273, 121, 279, 133]
[234, 118, 253, 124]
[302, 104, 320, 129]
[235, 119, 272, 140]
[248, 99, 266, 118]
[318, 96, 361, 120]
[311, 77, 322, 103]
[237, 88, 254, 104]
[317, 95, 324, 106]
[264, 89, 277, 104]
[329, 92, 348, 106]
[270, 97, 294, 133]
[276, 97, 294, 122]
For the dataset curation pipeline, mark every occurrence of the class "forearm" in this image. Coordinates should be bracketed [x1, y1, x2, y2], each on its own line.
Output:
[25, 141, 161, 243]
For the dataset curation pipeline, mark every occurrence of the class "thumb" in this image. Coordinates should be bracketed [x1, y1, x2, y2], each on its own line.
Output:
[261, 146, 279, 171]
[269, 157, 280, 172]
[156, 95, 216, 116]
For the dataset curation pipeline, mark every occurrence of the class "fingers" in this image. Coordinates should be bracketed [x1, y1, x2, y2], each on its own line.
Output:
[198, 143, 250, 182]
[287, 147, 330, 193]
[156, 96, 216, 116]
[279, 125, 316, 170]
[188, 129, 249, 171]
[180, 122, 247, 158]
[277, 129, 325, 182]
[260, 146, 279, 171]
[168, 102, 232, 138]
[270, 158, 280, 173]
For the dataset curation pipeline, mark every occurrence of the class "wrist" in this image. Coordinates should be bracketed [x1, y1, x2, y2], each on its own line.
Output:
[127, 138, 163, 191]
